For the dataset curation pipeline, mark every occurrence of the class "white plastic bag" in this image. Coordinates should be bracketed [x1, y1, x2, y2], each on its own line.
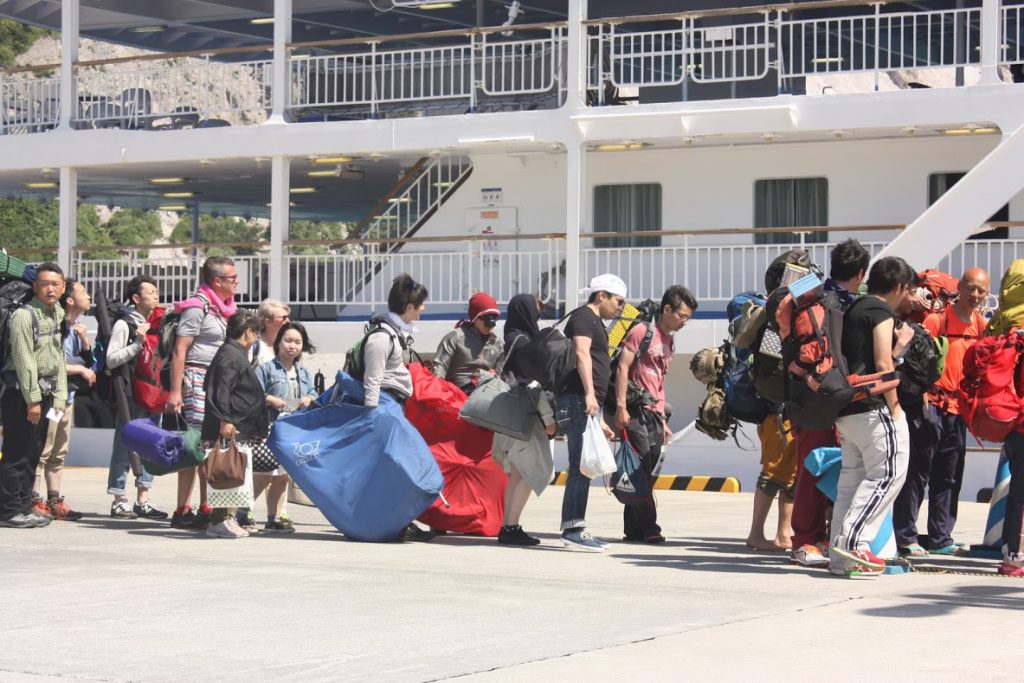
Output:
[580, 416, 616, 479]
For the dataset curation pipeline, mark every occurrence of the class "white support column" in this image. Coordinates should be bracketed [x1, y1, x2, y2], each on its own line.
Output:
[565, 144, 585, 309]
[269, 0, 293, 122]
[58, 167, 78, 273]
[269, 155, 290, 302]
[58, 0, 79, 130]
[979, 0, 1002, 85]
[566, 0, 589, 108]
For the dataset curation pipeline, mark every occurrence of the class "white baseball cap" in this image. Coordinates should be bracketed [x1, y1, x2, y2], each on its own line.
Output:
[582, 273, 627, 300]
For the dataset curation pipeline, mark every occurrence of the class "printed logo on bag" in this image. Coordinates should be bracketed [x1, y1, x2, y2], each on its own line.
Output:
[293, 440, 321, 465]
[617, 472, 636, 494]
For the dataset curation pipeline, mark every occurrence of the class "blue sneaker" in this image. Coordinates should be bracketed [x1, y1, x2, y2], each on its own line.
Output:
[561, 528, 605, 552]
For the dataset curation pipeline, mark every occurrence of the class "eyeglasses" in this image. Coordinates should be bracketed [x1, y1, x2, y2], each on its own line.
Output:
[674, 308, 692, 322]
[272, 314, 290, 321]
[218, 274, 239, 282]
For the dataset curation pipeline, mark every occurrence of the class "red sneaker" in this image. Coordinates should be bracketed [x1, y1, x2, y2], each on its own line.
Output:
[830, 547, 886, 576]
[997, 561, 1024, 577]
[48, 497, 84, 521]
[32, 498, 52, 518]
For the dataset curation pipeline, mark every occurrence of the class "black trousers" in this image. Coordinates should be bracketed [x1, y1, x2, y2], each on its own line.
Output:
[0, 390, 53, 520]
[1003, 431, 1024, 559]
[623, 408, 663, 539]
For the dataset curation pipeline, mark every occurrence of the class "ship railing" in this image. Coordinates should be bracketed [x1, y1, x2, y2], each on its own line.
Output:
[587, 0, 1022, 100]
[71, 57, 273, 130]
[289, 23, 566, 116]
[67, 223, 1024, 313]
[0, 73, 61, 135]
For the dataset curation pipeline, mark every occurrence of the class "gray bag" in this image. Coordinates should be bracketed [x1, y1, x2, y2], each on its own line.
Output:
[459, 373, 538, 441]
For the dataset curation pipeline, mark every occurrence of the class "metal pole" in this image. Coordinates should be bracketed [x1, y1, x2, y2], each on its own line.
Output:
[57, 168, 77, 273]
[979, 0, 1002, 85]
[58, 0, 79, 131]
[269, 0, 292, 122]
[269, 155, 291, 302]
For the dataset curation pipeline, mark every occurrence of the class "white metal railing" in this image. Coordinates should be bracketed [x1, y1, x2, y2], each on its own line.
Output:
[1005, 2, 1024, 64]
[290, 29, 566, 115]
[72, 59, 272, 130]
[70, 235, 1024, 316]
[73, 251, 268, 306]
[0, 74, 61, 135]
[588, 1, 1020, 99]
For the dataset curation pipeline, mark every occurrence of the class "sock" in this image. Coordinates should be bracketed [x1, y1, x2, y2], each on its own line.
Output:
[198, 504, 213, 514]
[47, 490, 59, 502]
[175, 504, 190, 515]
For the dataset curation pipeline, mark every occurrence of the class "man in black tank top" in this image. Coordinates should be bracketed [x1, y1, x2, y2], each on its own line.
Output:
[829, 257, 914, 577]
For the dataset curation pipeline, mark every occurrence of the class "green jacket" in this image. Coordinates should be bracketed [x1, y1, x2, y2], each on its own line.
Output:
[9, 297, 67, 406]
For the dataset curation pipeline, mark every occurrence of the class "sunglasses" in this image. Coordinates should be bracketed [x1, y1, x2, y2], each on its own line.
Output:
[479, 314, 500, 326]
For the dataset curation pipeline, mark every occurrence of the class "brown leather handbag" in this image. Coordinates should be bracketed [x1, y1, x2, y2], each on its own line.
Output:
[204, 439, 247, 490]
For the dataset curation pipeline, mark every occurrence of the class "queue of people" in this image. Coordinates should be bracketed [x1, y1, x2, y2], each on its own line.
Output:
[0, 252, 1021, 580]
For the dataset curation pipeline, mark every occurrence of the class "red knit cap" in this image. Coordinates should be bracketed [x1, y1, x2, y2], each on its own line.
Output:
[468, 292, 500, 322]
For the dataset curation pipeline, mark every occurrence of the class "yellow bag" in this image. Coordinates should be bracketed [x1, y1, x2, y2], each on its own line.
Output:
[987, 259, 1024, 336]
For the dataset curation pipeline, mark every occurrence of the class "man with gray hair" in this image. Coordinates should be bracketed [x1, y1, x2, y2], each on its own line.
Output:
[556, 273, 626, 552]
[166, 256, 238, 530]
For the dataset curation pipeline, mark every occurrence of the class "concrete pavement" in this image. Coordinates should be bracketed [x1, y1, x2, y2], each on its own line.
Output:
[0, 468, 1019, 683]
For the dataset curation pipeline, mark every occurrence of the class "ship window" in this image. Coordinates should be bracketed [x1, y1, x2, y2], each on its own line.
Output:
[593, 183, 662, 248]
[929, 173, 1009, 240]
[753, 178, 828, 244]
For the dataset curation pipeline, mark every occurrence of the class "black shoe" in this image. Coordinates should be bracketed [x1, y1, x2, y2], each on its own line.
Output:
[264, 517, 296, 534]
[170, 508, 197, 529]
[133, 501, 169, 520]
[194, 508, 212, 530]
[400, 523, 437, 542]
[498, 525, 541, 546]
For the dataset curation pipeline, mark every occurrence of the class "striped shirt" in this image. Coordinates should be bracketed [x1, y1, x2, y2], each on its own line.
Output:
[9, 297, 67, 406]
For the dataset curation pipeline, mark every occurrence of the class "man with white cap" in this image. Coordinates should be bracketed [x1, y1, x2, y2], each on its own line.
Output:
[555, 273, 626, 551]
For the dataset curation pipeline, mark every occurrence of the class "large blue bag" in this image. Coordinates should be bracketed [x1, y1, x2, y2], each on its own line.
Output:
[268, 371, 443, 542]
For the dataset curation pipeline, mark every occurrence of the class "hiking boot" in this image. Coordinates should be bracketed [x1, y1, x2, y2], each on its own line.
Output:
[264, 517, 296, 534]
[133, 501, 168, 520]
[400, 523, 437, 542]
[48, 497, 83, 521]
[791, 543, 830, 568]
[498, 525, 541, 546]
[170, 507, 197, 529]
[194, 506, 212, 530]
[561, 528, 605, 552]
[829, 547, 885, 577]
[206, 518, 246, 539]
[110, 500, 138, 519]
[997, 561, 1024, 577]
[0, 513, 42, 528]
[236, 509, 257, 531]
[32, 498, 52, 519]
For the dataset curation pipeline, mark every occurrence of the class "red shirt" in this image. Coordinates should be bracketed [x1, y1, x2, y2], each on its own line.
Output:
[924, 305, 986, 415]
[622, 321, 674, 415]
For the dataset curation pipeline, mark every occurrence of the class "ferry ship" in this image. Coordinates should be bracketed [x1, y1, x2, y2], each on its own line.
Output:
[1, 0, 1021, 497]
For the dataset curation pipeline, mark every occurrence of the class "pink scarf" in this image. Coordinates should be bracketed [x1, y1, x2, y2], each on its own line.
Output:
[174, 283, 237, 319]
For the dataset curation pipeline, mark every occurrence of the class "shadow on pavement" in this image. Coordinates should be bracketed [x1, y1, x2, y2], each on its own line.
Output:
[860, 583, 1024, 617]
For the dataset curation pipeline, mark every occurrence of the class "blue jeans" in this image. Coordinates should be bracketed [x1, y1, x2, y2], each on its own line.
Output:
[106, 404, 154, 496]
[556, 394, 590, 531]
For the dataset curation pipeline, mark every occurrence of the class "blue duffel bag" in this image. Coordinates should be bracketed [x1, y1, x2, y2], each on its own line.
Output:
[267, 371, 443, 542]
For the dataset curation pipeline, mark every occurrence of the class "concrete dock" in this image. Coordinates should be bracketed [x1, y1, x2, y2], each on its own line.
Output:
[0, 468, 1019, 682]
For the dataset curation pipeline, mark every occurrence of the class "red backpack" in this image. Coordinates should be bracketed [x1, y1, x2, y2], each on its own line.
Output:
[958, 330, 1024, 442]
[909, 269, 960, 324]
[769, 274, 900, 430]
[132, 306, 170, 413]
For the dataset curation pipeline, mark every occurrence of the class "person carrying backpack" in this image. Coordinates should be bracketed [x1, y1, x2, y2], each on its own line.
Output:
[790, 239, 869, 567]
[893, 267, 989, 557]
[165, 256, 237, 530]
[104, 274, 169, 521]
[612, 285, 696, 544]
[0, 263, 67, 529]
[828, 257, 914, 577]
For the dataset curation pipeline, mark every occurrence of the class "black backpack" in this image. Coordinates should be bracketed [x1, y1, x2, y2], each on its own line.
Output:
[0, 280, 41, 390]
[895, 320, 941, 409]
[157, 293, 211, 390]
[344, 316, 408, 380]
[514, 308, 579, 391]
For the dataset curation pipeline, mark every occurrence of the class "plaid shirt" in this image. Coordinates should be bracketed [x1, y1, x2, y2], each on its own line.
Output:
[9, 297, 67, 406]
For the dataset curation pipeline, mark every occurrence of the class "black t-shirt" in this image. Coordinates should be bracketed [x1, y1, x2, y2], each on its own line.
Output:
[839, 296, 896, 416]
[559, 307, 611, 402]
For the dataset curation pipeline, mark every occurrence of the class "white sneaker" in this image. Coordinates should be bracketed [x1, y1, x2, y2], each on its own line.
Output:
[206, 519, 245, 539]
[791, 543, 829, 567]
[225, 517, 250, 537]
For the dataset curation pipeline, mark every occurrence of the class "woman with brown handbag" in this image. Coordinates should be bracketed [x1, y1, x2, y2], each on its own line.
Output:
[201, 311, 268, 539]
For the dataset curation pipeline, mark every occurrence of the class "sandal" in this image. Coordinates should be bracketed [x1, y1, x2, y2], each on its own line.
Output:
[898, 543, 929, 557]
[930, 544, 969, 556]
